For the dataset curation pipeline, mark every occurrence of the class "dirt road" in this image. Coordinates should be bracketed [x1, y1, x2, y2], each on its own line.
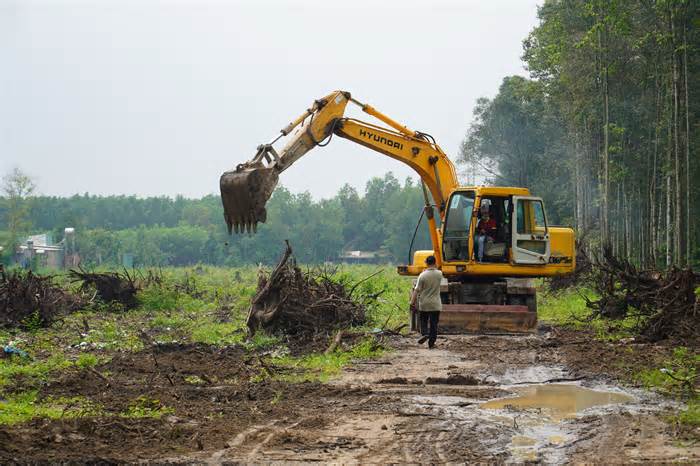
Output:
[2, 330, 698, 464]
[191, 331, 699, 464]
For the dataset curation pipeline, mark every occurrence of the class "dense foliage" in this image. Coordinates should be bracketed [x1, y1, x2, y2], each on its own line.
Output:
[463, 0, 700, 267]
[0, 174, 433, 266]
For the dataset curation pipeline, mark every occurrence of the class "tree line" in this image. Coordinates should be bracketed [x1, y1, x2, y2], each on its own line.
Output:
[0, 173, 433, 267]
[463, 0, 699, 267]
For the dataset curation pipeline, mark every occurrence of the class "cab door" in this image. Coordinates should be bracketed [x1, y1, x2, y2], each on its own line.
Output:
[511, 196, 550, 265]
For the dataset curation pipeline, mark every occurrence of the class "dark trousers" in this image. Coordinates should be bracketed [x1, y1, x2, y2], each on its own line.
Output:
[419, 311, 440, 346]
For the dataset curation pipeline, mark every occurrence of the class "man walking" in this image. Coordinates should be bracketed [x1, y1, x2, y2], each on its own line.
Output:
[410, 255, 443, 349]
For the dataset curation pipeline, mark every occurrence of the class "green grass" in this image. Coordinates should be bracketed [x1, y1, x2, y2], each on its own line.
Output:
[271, 337, 385, 382]
[244, 333, 281, 350]
[190, 321, 244, 345]
[0, 391, 101, 425]
[677, 401, 700, 427]
[635, 347, 699, 429]
[538, 287, 593, 326]
[538, 286, 639, 341]
[0, 391, 64, 425]
[0, 354, 72, 388]
[331, 266, 412, 330]
[75, 353, 102, 368]
[121, 396, 174, 419]
[636, 347, 699, 395]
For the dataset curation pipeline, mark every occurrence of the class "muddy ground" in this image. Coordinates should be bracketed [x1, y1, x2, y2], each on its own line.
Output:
[1, 328, 698, 464]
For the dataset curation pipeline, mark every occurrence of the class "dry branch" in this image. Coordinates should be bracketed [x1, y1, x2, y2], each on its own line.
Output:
[586, 245, 699, 341]
[246, 241, 369, 339]
[0, 266, 81, 329]
[69, 267, 139, 310]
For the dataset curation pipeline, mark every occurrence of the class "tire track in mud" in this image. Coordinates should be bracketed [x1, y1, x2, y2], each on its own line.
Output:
[203, 340, 509, 463]
[198, 334, 699, 464]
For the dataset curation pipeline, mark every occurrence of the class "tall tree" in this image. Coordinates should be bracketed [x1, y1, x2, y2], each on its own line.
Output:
[1, 168, 36, 254]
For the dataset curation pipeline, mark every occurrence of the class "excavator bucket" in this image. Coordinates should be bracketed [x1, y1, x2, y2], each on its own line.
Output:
[220, 165, 279, 234]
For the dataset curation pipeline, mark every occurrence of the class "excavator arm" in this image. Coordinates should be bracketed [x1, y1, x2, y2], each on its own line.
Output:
[220, 90, 458, 266]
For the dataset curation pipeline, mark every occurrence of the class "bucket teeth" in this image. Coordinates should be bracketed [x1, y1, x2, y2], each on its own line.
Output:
[220, 166, 279, 235]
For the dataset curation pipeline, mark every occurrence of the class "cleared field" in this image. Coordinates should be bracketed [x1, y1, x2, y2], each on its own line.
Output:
[0, 266, 697, 462]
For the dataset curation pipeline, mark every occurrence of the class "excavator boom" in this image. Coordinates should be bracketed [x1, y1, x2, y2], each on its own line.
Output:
[221, 91, 351, 234]
[220, 91, 457, 246]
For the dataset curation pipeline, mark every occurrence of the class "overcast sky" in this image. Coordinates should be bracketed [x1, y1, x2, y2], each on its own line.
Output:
[1, 0, 541, 199]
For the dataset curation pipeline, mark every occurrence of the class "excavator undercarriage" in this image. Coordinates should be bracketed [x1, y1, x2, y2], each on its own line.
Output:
[410, 278, 537, 334]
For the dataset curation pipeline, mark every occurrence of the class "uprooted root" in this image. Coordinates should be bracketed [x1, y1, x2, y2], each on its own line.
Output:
[246, 241, 370, 339]
[0, 266, 82, 329]
[69, 267, 140, 310]
[585, 245, 699, 341]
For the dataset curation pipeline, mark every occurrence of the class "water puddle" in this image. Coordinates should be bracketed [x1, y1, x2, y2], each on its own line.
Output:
[481, 383, 634, 420]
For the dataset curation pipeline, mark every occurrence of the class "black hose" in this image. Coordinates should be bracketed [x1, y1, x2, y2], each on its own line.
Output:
[407, 207, 426, 265]
[308, 112, 337, 147]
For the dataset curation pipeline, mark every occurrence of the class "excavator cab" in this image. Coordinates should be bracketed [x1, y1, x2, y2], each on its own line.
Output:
[407, 188, 573, 334]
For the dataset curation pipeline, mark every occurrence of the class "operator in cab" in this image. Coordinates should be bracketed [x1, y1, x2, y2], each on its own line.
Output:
[476, 203, 497, 262]
[410, 256, 443, 349]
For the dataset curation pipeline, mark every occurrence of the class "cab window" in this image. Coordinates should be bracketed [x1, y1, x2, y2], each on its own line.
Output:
[442, 192, 475, 261]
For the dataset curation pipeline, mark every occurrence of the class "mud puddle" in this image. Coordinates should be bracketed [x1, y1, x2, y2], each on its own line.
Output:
[479, 383, 636, 463]
[481, 383, 634, 420]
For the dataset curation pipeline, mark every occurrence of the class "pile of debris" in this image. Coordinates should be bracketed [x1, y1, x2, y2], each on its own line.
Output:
[0, 266, 81, 329]
[586, 246, 699, 341]
[69, 268, 140, 310]
[247, 242, 369, 339]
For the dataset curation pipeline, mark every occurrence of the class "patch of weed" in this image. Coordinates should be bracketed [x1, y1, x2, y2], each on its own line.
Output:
[244, 333, 281, 351]
[121, 396, 174, 419]
[677, 400, 700, 427]
[137, 286, 180, 313]
[75, 353, 101, 369]
[78, 319, 143, 351]
[0, 354, 72, 388]
[0, 391, 100, 425]
[635, 346, 700, 429]
[21, 310, 44, 333]
[190, 322, 244, 346]
[272, 336, 384, 382]
[539, 287, 639, 341]
[538, 287, 594, 326]
[636, 347, 699, 396]
[0, 391, 63, 425]
[150, 313, 189, 330]
[184, 375, 205, 385]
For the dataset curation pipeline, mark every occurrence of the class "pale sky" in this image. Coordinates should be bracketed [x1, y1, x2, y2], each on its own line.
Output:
[1, 0, 541, 199]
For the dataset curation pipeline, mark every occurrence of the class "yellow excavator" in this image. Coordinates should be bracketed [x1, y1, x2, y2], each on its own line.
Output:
[221, 91, 575, 333]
